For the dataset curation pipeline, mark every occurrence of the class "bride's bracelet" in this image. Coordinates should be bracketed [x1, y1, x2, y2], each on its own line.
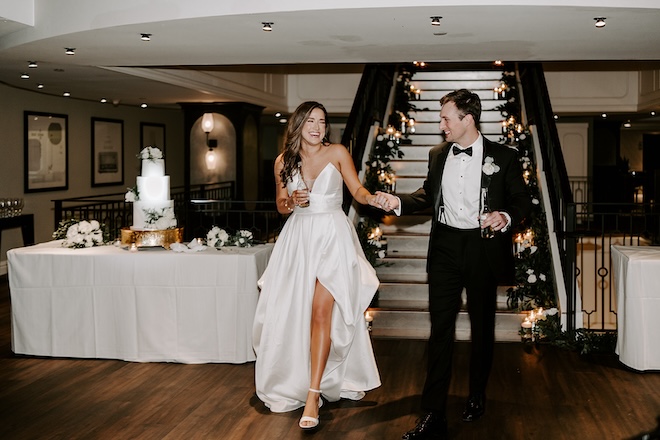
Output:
[283, 198, 293, 212]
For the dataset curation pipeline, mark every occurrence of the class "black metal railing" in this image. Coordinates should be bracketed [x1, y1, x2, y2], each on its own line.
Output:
[187, 200, 284, 243]
[53, 181, 235, 239]
[341, 63, 397, 212]
[518, 62, 660, 333]
[568, 203, 659, 330]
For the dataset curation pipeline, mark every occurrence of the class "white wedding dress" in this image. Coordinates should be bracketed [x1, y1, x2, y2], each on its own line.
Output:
[253, 163, 381, 412]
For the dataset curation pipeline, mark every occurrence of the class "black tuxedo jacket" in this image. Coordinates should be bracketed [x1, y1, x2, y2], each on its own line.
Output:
[398, 137, 532, 285]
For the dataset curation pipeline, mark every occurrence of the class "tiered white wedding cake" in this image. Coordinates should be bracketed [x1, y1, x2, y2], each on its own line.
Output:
[122, 146, 182, 249]
[130, 147, 177, 230]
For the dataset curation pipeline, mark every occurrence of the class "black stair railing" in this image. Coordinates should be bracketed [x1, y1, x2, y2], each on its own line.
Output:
[340, 63, 397, 213]
[518, 62, 577, 331]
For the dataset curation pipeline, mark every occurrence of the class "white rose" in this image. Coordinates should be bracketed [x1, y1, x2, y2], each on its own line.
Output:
[539, 273, 546, 281]
[527, 269, 534, 274]
[378, 250, 386, 259]
[218, 230, 229, 243]
[546, 308, 558, 316]
[125, 191, 136, 202]
[66, 224, 80, 239]
[527, 274, 537, 283]
[78, 221, 92, 234]
[532, 198, 540, 205]
[530, 246, 538, 254]
[376, 135, 384, 141]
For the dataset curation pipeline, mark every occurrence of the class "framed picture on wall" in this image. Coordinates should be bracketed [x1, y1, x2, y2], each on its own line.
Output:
[92, 117, 124, 187]
[24, 111, 69, 193]
[140, 122, 166, 153]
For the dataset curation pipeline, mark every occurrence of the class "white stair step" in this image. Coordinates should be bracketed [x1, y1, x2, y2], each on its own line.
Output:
[376, 258, 427, 283]
[390, 160, 428, 176]
[377, 283, 512, 308]
[412, 71, 502, 81]
[381, 214, 433, 235]
[385, 235, 429, 257]
[377, 282, 428, 301]
[369, 310, 526, 342]
[393, 177, 425, 193]
[411, 79, 501, 92]
[399, 146, 433, 160]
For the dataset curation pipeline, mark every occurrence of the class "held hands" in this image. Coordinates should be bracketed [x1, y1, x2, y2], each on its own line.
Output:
[370, 191, 399, 212]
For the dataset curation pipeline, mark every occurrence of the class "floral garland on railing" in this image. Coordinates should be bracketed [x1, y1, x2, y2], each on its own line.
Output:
[495, 65, 613, 353]
[492, 66, 556, 313]
[356, 65, 421, 266]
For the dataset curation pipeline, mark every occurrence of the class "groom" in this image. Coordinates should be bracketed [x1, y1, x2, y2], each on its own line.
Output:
[375, 89, 531, 439]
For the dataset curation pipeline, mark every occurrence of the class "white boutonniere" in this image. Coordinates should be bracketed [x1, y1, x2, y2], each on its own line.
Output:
[482, 156, 500, 176]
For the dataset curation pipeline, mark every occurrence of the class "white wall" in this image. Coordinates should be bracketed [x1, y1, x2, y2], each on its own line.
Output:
[0, 84, 184, 274]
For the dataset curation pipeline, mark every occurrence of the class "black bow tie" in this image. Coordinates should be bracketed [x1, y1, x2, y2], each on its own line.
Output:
[452, 145, 473, 156]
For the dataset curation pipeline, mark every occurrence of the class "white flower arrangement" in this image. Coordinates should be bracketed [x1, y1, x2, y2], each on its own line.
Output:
[55, 220, 108, 249]
[138, 146, 163, 161]
[206, 226, 255, 248]
[482, 156, 500, 176]
[233, 229, 254, 247]
[142, 207, 177, 230]
[206, 226, 230, 248]
[125, 186, 139, 202]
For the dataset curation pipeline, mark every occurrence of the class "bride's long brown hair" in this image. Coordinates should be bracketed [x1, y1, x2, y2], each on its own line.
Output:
[279, 101, 331, 187]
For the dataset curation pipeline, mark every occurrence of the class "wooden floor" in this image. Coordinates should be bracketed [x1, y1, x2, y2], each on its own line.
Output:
[1, 275, 659, 440]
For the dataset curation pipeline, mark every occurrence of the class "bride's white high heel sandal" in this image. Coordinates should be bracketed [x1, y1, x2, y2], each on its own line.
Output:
[299, 388, 322, 430]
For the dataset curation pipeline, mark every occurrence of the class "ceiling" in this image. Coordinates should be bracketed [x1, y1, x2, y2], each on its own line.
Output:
[1, 1, 660, 112]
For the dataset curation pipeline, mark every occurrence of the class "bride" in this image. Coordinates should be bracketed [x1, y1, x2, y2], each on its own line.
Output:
[252, 101, 383, 429]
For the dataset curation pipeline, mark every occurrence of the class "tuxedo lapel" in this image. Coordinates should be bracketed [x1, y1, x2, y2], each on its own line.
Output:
[433, 145, 450, 219]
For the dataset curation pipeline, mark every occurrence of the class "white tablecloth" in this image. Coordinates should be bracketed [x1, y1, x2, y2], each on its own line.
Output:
[611, 245, 660, 371]
[8, 240, 273, 364]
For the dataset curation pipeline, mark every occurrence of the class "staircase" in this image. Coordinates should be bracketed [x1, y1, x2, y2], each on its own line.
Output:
[368, 69, 526, 342]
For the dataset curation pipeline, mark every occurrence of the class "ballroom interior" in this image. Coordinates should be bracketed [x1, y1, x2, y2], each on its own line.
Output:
[1, 2, 659, 439]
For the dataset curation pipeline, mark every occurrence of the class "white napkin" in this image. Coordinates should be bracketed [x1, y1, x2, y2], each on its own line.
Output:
[170, 240, 207, 253]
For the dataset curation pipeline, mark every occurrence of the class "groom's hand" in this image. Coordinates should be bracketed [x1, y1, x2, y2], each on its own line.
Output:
[374, 191, 399, 212]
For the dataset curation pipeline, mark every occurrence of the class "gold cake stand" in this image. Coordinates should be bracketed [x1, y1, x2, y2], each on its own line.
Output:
[120, 227, 184, 250]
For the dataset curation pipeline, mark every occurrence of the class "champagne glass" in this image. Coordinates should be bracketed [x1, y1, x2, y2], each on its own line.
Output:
[297, 179, 310, 208]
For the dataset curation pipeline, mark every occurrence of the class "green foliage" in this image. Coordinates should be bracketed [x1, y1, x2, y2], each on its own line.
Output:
[534, 315, 617, 355]
[496, 65, 557, 311]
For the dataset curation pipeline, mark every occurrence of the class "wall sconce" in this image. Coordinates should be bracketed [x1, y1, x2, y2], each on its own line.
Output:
[201, 113, 219, 170]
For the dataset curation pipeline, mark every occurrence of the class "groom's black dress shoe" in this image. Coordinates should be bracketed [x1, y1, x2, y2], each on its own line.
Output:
[461, 394, 485, 422]
[402, 412, 448, 439]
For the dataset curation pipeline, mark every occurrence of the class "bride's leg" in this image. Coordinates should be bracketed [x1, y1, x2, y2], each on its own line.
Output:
[301, 280, 334, 426]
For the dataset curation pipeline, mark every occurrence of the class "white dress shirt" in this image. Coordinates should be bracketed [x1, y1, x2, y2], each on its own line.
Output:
[441, 136, 483, 229]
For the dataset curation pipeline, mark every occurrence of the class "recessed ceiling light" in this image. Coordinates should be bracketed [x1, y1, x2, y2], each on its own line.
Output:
[140, 33, 151, 41]
[623, 121, 631, 128]
[63, 92, 70, 97]
[553, 114, 559, 120]
[430, 16, 442, 26]
[28, 61, 38, 68]
[37, 83, 44, 89]
[20, 72, 29, 79]
[279, 118, 287, 124]
[494, 60, 504, 66]
[100, 98, 107, 103]
[601, 113, 607, 118]
[652, 111, 656, 116]
[275, 112, 281, 117]
[65, 48, 76, 55]
[140, 103, 148, 108]
[594, 17, 606, 28]
[262, 22, 273, 32]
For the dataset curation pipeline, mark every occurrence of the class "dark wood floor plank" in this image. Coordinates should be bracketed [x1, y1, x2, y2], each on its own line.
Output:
[1, 275, 659, 439]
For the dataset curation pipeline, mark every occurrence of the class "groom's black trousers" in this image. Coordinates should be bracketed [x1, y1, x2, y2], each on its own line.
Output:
[421, 223, 498, 414]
